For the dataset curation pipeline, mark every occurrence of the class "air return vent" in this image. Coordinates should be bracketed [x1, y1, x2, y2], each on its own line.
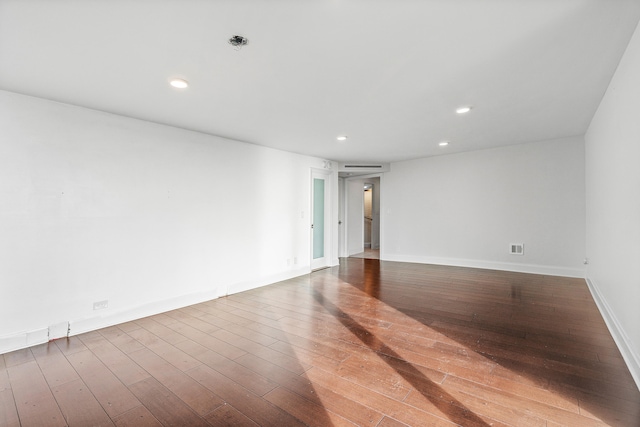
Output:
[338, 163, 390, 174]
[510, 243, 524, 255]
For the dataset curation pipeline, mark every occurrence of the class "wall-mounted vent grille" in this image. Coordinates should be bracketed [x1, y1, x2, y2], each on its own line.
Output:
[338, 163, 390, 174]
[510, 243, 524, 255]
[344, 165, 383, 169]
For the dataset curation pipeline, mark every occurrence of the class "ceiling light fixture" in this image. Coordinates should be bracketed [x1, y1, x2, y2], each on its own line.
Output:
[228, 35, 248, 50]
[439, 141, 449, 146]
[456, 106, 472, 114]
[337, 135, 348, 141]
[169, 78, 189, 89]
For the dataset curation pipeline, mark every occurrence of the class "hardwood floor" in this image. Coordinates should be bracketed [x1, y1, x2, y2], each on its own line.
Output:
[349, 249, 381, 260]
[1, 258, 639, 426]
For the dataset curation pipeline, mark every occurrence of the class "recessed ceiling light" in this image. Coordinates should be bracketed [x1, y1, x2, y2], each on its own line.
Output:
[228, 35, 249, 49]
[169, 78, 189, 89]
[456, 106, 472, 114]
[439, 141, 449, 146]
[337, 135, 348, 141]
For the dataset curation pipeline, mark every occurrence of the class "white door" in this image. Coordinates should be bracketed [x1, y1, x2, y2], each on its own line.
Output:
[311, 170, 330, 270]
[346, 178, 365, 256]
[338, 178, 347, 257]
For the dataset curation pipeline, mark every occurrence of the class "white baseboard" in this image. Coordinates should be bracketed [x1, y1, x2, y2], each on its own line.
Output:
[383, 254, 585, 278]
[226, 267, 310, 295]
[0, 267, 312, 355]
[586, 278, 640, 391]
[68, 289, 222, 338]
[0, 328, 48, 355]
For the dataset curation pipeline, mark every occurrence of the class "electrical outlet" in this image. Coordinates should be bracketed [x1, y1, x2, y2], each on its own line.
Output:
[93, 300, 108, 310]
[294, 257, 298, 264]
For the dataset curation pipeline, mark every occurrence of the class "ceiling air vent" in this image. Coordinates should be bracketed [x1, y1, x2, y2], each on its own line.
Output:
[338, 163, 390, 174]
[510, 243, 524, 255]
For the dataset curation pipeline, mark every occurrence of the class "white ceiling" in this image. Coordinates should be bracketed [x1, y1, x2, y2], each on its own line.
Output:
[1, 0, 639, 163]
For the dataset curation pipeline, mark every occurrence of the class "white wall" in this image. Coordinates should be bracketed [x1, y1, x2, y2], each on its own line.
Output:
[0, 90, 338, 353]
[383, 136, 586, 277]
[584, 19, 640, 389]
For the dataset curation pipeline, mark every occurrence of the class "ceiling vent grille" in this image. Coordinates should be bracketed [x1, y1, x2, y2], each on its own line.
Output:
[338, 163, 390, 174]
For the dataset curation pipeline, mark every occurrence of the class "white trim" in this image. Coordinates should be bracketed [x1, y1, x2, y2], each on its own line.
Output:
[586, 277, 640, 391]
[226, 267, 310, 295]
[0, 328, 48, 355]
[0, 268, 311, 355]
[343, 172, 384, 181]
[344, 173, 384, 259]
[383, 253, 585, 278]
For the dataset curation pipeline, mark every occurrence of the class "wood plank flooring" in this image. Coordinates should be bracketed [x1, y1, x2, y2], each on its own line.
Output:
[349, 249, 380, 260]
[1, 258, 639, 426]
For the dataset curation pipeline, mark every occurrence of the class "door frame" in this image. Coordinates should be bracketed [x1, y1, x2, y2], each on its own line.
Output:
[311, 169, 332, 270]
[344, 173, 383, 258]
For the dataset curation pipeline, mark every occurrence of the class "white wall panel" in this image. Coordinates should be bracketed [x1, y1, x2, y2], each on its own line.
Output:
[384, 137, 586, 277]
[0, 91, 336, 352]
[585, 19, 640, 389]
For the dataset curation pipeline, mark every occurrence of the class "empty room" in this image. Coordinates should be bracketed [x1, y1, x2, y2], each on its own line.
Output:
[1, 1, 639, 426]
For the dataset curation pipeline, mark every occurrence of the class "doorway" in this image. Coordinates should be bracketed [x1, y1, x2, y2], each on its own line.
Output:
[364, 184, 373, 248]
[344, 175, 381, 259]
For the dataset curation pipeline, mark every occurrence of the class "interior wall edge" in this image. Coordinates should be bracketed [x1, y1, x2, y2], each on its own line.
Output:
[383, 253, 585, 279]
[585, 277, 640, 392]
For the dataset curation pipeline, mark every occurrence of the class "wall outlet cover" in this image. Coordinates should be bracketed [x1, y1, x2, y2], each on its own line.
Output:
[93, 300, 109, 310]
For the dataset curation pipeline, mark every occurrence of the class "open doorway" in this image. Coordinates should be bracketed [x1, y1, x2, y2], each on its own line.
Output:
[344, 176, 381, 260]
